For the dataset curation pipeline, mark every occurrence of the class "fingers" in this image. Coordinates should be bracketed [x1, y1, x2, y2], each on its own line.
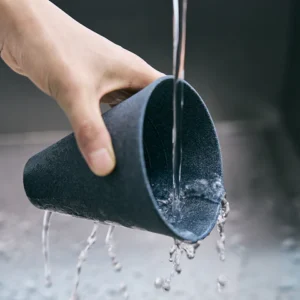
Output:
[123, 53, 165, 91]
[100, 49, 165, 98]
[64, 96, 116, 177]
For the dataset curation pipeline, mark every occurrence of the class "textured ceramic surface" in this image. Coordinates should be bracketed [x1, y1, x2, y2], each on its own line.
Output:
[23, 76, 224, 242]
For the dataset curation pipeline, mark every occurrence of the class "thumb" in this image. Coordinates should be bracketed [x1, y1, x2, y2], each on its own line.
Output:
[64, 97, 116, 176]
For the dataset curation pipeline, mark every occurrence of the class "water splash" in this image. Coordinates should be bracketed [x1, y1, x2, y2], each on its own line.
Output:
[155, 175, 225, 229]
[70, 222, 99, 300]
[155, 239, 200, 292]
[42, 210, 53, 288]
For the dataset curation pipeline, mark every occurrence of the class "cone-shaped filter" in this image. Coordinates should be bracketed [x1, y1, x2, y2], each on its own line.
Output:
[23, 76, 225, 242]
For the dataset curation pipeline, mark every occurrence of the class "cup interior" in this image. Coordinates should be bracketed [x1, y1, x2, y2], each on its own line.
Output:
[143, 79, 225, 242]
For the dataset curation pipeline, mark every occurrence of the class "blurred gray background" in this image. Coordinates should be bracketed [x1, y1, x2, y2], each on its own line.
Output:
[1, 1, 300, 300]
[0, 0, 293, 132]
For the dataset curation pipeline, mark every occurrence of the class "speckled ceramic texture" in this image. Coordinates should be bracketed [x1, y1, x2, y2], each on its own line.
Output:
[23, 76, 224, 242]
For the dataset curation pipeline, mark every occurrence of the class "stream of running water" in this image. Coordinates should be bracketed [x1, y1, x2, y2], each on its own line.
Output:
[171, 0, 188, 215]
[106, 225, 129, 299]
[70, 222, 99, 300]
[42, 210, 53, 288]
[216, 195, 230, 292]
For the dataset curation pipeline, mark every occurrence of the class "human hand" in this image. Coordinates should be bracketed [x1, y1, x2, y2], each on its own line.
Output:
[0, 0, 163, 176]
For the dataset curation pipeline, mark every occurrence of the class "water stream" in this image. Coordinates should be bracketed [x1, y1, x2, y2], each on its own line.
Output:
[105, 225, 122, 272]
[216, 195, 230, 262]
[70, 222, 99, 300]
[105, 225, 129, 299]
[216, 195, 230, 291]
[171, 0, 188, 214]
[42, 210, 53, 288]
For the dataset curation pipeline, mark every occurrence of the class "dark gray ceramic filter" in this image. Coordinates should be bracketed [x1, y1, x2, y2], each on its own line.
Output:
[23, 76, 225, 242]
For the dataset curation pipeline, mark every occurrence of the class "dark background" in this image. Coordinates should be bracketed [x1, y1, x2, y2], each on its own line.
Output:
[0, 0, 296, 137]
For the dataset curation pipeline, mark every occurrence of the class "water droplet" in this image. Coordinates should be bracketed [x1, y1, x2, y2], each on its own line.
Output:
[175, 263, 182, 274]
[217, 274, 228, 292]
[154, 277, 163, 289]
[114, 262, 122, 272]
[162, 279, 171, 291]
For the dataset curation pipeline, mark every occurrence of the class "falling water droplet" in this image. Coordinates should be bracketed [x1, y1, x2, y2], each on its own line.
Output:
[154, 277, 163, 289]
[217, 274, 228, 292]
[119, 282, 129, 299]
[162, 278, 171, 291]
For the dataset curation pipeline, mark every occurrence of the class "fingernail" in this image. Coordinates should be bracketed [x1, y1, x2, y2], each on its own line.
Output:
[88, 148, 115, 176]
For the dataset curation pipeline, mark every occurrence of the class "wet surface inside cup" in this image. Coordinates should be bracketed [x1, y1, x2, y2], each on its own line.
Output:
[143, 79, 224, 241]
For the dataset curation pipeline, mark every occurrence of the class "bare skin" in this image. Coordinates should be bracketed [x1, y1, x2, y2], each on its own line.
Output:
[0, 0, 163, 176]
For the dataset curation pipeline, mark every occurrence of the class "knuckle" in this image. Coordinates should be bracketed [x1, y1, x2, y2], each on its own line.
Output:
[48, 64, 90, 108]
